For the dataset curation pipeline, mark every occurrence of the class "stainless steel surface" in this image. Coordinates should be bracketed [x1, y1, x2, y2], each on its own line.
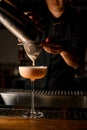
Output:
[0, 89, 87, 120]
[0, 89, 87, 108]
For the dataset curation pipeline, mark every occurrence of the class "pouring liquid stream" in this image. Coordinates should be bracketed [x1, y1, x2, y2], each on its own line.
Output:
[32, 60, 35, 66]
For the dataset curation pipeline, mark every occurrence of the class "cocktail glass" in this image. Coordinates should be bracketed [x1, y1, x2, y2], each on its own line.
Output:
[19, 66, 47, 118]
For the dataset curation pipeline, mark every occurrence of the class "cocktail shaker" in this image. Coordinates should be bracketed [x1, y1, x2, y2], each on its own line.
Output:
[0, 0, 45, 61]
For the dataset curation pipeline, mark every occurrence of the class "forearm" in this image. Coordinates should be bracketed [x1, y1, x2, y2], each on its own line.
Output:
[60, 49, 80, 69]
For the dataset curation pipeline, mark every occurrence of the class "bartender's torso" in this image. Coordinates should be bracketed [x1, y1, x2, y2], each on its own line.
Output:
[24, 7, 83, 90]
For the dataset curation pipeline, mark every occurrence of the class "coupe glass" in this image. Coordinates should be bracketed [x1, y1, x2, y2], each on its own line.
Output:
[19, 66, 47, 118]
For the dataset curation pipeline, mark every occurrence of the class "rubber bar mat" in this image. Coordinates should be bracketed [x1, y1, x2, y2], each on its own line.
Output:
[0, 108, 87, 120]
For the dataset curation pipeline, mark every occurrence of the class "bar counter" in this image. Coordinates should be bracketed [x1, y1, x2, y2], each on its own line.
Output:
[0, 89, 87, 130]
[0, 116, 87, 130]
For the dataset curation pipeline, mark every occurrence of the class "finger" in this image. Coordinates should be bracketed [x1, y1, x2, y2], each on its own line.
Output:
[18, 39, 21, 42]
[43, 46, 62, 54]
[43, 42, 61, 48]
[17, 39, 23, 45]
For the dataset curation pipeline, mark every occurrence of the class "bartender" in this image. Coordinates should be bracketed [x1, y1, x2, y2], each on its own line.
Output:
[18, 0, 86, 90]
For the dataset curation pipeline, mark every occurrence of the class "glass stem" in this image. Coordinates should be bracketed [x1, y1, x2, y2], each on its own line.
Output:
[31, 80, 35, 114]
[31, 61, 35, 115]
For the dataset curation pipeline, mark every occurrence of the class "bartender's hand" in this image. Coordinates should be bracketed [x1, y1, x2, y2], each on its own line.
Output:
[41, 36, 80, 69]
[24, 11, 45, 32]
[42, 36, 67, 54]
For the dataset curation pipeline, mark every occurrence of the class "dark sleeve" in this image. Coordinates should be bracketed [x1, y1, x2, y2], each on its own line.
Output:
[69, 9, 86, 68]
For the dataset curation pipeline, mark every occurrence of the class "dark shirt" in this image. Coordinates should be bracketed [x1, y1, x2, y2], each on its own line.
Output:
[24, 7, 86, 90]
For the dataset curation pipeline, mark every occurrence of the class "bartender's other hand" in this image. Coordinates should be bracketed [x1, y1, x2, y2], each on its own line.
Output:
[42, 36, 65, 54]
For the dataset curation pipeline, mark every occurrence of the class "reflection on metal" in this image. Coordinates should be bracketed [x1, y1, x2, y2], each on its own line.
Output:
[0, 89, 87, 108]
[0, 89, 87, 119]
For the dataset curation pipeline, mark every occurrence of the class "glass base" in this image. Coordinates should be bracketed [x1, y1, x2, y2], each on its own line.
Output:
[22, 110, 44, 118]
